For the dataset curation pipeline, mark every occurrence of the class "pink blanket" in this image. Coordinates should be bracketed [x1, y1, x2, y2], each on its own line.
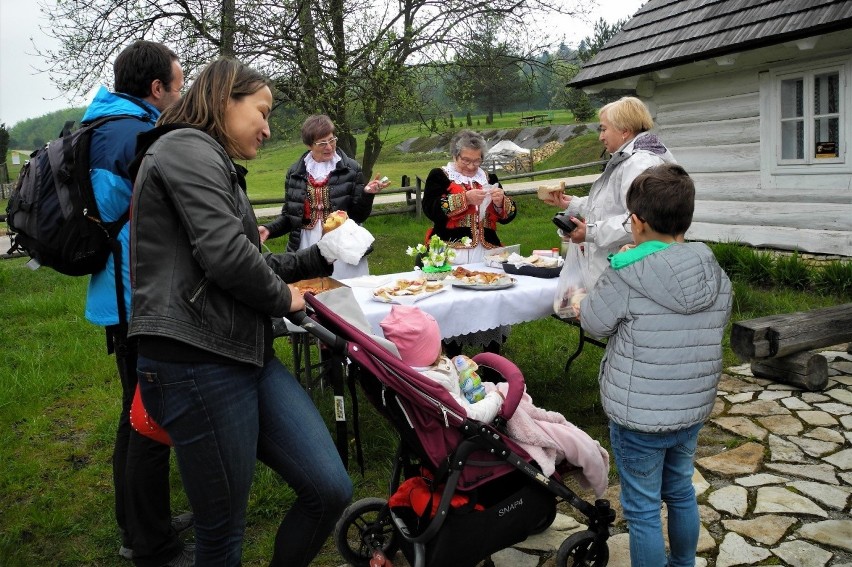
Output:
[493, 383, 610, 498]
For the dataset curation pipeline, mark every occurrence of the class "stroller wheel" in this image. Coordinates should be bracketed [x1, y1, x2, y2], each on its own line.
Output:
[334, 497, 400, 567]
[556, 530, 609, 567]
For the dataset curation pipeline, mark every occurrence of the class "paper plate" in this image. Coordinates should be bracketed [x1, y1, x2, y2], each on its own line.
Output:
[372, 280, 446, 304]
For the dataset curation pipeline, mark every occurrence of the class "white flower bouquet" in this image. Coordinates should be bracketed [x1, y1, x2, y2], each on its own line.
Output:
[406, 235, 471, 278]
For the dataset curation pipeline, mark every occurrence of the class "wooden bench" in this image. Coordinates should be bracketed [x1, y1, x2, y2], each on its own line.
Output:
[518, 114, 552, 126]
[731, 303, 852, 390]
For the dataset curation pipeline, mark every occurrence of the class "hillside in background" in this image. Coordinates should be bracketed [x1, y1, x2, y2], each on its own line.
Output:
[397, 123, 597, 153]
[4, 108, 603, 200]
[8, 107, 87, 151]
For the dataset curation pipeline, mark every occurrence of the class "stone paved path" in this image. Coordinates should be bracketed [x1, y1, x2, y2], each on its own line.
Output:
[339, 346, 852, 567]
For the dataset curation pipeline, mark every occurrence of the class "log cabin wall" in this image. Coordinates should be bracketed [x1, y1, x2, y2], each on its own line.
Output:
[637, 32, 852, 257]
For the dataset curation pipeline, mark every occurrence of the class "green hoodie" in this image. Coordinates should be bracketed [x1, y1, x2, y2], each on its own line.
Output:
[609, 240, 673, 270]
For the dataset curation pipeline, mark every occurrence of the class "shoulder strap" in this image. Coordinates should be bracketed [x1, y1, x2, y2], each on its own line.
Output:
[75, 114, 147, 325]
[59, 120, 75, 138]
[111, 236, 128, 326]
[72, 115, 146, 223]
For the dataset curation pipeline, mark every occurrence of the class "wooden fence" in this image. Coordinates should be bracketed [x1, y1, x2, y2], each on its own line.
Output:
[248, 161, 604, 219]
[252, 175, 427, 220]
[1, 162, 603, 261]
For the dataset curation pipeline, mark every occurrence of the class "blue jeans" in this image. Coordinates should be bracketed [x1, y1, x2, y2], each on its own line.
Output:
[137, 355, 352, 567]
[610, 421, 702, 567]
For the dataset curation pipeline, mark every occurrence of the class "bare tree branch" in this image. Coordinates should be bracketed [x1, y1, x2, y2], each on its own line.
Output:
[36, 0, 589, 174]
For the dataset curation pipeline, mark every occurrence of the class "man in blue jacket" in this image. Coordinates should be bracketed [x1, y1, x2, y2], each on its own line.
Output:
[82, 40, 193, 567]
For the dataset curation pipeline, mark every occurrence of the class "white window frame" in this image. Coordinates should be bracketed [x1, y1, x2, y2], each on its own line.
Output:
[761, 56, 851, 176]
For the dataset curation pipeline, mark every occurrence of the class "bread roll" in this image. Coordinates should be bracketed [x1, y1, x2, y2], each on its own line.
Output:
[322, 210, 349, 234]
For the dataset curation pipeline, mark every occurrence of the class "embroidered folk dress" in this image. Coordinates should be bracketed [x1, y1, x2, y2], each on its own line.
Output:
[295, 154, 369, 279]
[422, 162, 518, 347]
[422, 162, 517, 264]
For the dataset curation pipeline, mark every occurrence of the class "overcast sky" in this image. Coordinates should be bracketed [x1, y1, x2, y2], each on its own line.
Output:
[0, 0, 644, 128]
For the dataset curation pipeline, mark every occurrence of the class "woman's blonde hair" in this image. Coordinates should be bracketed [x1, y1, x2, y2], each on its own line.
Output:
[157, 57, 271, 158]
[599, 96, 654, 135]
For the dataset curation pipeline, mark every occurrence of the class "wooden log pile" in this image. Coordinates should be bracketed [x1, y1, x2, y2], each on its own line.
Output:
[730, 303, 852, 390]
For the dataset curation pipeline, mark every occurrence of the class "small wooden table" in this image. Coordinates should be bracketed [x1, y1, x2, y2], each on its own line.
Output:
[519, 114, 552, 126]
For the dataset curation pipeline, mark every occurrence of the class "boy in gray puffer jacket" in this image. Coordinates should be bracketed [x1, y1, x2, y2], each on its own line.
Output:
[578, 163, 732, 567]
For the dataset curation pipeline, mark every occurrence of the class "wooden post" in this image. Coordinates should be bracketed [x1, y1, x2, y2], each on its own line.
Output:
[414, 176, 423, 221]
[402, 174, 411, 206]
[751, 351, 829, 391]
[731, 303, 852, 360]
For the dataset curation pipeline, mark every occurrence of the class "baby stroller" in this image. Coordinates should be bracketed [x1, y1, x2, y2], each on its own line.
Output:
[292, 291, 614, 567]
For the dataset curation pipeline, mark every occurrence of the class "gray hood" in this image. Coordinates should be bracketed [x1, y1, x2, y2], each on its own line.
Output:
[616, 243, 724, 315]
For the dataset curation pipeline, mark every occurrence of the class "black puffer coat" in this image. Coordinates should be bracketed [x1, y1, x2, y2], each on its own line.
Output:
[263, 149, 372, 252]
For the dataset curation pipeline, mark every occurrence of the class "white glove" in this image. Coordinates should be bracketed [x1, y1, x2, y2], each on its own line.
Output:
[316, 219, 375, 265]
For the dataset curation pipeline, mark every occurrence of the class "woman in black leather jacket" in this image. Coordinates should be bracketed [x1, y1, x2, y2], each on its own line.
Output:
[259, 114, 389, 278]
[129, 58, 352, 567]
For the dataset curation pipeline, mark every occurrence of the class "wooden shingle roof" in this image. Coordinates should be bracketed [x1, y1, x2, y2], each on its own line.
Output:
[570, 0, 852, 88]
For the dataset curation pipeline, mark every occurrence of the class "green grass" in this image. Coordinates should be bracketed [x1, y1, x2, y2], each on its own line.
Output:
[707, 241, 852, 296]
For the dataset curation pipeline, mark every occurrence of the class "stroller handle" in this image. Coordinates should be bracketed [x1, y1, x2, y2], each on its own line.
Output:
[471, 352, 525, 421]
[285, 309, 348, 356]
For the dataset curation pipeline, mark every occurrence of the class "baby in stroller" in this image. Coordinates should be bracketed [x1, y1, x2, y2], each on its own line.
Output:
[380, 304, 609, 499]
[379, 305, 505, 423]
[298, 290, 614, 567]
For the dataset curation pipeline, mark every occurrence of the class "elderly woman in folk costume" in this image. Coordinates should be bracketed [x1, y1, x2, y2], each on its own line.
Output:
[422, 129, 517, 266]
[259, 114, 390, 279]
[422, 129, 518, 357]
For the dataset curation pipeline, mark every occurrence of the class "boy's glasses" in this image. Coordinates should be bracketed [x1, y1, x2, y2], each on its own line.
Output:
[313, 136, 338, 148]
[622, 212, 644, 232]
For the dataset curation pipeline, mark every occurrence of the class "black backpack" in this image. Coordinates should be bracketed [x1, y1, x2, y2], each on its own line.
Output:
[5, 115, 146, 276]
[6, 115, 148, 322]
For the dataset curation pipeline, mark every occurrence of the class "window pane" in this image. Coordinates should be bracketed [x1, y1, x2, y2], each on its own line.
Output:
[781, 78, 803, 118]
[814, 117, 839, 158]
[781, 120, 804, 159]
[814, 72, 839, 115]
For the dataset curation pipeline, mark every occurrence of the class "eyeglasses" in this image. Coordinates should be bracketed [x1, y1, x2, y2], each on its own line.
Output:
[313, 136, 338, 148]
[457, 157, 482, 167]
[622, 212, 644, 231]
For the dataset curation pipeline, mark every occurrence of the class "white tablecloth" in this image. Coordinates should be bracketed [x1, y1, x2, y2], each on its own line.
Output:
[340, 263, 559, 339]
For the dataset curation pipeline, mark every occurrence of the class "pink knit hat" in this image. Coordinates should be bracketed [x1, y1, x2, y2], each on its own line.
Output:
[380, 305, 442, 367]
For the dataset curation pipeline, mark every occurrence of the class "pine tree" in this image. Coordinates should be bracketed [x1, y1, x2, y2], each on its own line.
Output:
[573, 93, 596, 122]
